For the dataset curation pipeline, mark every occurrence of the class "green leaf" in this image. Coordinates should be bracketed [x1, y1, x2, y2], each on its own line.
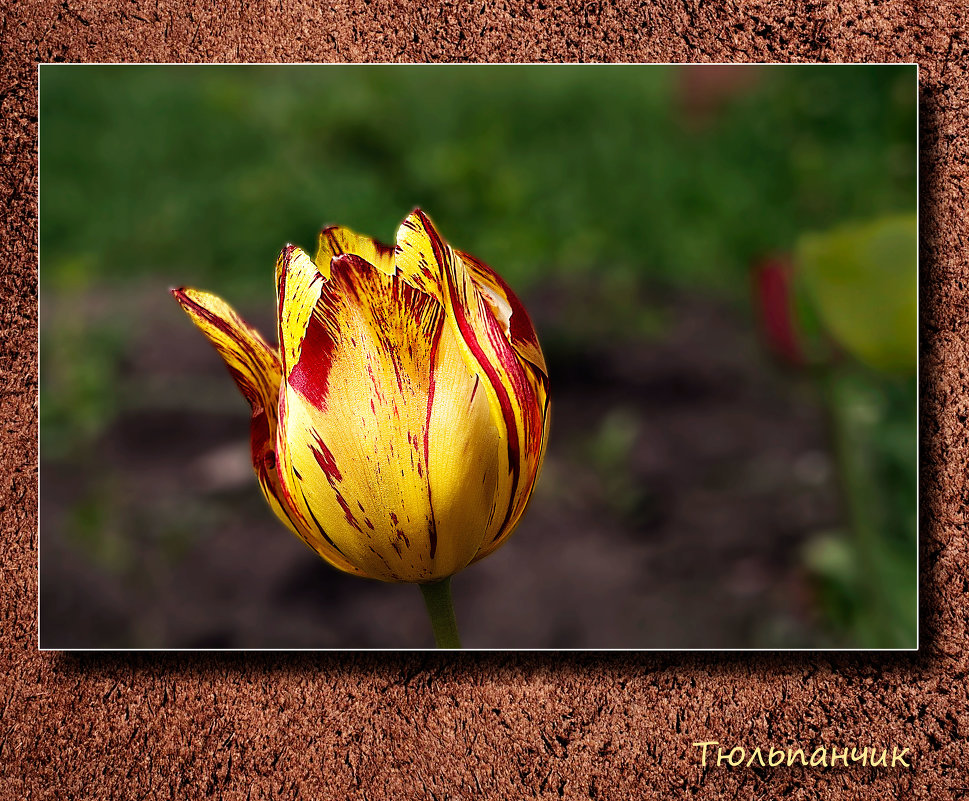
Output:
[796, 214, 917, 373]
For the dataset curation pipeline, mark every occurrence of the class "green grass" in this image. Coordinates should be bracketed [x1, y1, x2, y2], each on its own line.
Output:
[41, 65, 915, 299]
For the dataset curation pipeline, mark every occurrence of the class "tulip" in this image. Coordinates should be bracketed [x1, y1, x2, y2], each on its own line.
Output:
[751, 254, 806, 367]
[172, 210, 549, 646]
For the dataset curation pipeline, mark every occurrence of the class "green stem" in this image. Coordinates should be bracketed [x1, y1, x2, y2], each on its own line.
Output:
[419, 577, 462, 649]
[820, 368, 889, 642]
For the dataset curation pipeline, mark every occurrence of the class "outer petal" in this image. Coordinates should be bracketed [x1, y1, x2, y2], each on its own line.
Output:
[171, 288, 279, 411]
[276, 245, 328, 373]
[275, 247, 500, 582]
[459, 250, 548, 376]
[172, 286, 363, 576]
[394, 210, 550, 558]
[459, 251, 551, 560]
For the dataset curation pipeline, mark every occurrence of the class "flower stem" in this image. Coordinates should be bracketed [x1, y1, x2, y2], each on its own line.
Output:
[419, 577, 461, 649]
[819, 368, 892, 643]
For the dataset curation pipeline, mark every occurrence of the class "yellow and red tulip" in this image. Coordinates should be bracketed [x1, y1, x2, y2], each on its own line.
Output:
[172, 210, 549, 584]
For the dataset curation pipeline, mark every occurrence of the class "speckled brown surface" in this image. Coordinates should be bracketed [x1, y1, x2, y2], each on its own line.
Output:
[3, 2, 967, 798]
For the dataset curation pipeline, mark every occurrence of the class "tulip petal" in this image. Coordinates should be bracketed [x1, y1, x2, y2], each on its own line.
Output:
[458, 251, 551, 560]
[173, 286, 363, 576]
[314, 224, 396, 277]
[394, 210, 550, 556]
[171, 287, 280, 411]
[460, 250, 548, 376]
[276, 244, 328, 375]
[276, 249, 501, 581]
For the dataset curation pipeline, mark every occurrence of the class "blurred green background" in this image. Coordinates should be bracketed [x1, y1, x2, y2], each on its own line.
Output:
[40, 65, 917, 649]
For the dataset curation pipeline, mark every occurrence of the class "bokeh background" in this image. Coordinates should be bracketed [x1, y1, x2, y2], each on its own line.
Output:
[39, 65, 916, 649]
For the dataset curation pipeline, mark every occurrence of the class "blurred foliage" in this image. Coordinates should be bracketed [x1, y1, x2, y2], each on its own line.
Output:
[40, 65, 915, 298]
[40, 65, 917, 647]
[67, 476, 132, 573]
[584, 407, 644, 519]
[792, 211, 917, 648]
[803, 368, 917, 647]
[797, 215, 917, 372]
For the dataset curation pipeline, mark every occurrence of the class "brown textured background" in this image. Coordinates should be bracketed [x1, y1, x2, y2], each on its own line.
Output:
[2, 2, 966, 798]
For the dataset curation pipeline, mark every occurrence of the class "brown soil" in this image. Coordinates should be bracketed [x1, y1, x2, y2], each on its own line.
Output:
[40, 284, 838, 649]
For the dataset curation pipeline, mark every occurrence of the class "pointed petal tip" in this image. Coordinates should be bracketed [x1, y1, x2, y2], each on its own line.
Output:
[170, 286, 193, 307]
[399, 207, 432, 232]
[278, 243, 311, 261]
[170, 287, 214, 321]
[276, 244, 312, 284]
[170, 285, 196, 300]
[396, 209, 448, 252]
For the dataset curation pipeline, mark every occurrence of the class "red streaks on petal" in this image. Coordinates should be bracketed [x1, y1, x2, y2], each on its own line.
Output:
[300, 487, 351, 559]
[307, 432, 364, 531]
[396, 529, 410, 549]
[446, 270, 523, 527]
[390, 348, 405, 392]
[250, 408, 294, 531]
[468, 375, 480, 410]
[423, 328, 441, 470]
[310, 434, 342, 483]
[373, 239, 396, 260]
[334, 490, 363, 532]
[463, 250, 543, 357]
[422, 321, 445, 560]
[321, 227, 345, 255]
[276, 244, 297, 323]
[289, 313, 337, 411]
[249, 408, 273, 469]
[173, 289, 277, 409]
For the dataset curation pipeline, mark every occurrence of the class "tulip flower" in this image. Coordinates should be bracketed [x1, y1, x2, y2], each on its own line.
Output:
[751, 255, 806, 367]
[172, 210, 550, 646]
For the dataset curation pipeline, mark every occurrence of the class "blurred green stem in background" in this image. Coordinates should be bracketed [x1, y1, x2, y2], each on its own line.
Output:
[794, 213, 917, 648]
[819, 368, 914, 647]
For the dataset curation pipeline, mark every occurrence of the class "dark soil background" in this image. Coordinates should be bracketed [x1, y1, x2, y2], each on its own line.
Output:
[40, 282, 839, 649]
[2, 2, 966, 800]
